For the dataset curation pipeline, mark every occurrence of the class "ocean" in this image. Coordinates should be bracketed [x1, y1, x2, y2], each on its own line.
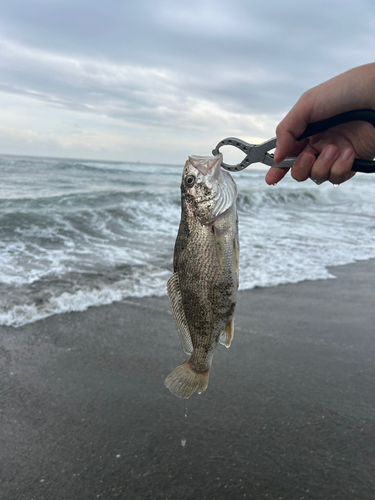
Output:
[1, 154, 375, 327]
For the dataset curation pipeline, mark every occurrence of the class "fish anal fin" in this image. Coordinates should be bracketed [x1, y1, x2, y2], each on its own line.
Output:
[167, 273, 193, 355]
[165, 360, 210, 399]
[219, 316, 234, 348]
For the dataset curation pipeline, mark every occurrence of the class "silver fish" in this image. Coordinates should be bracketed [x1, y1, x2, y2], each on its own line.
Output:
[165, 153, 239, 399]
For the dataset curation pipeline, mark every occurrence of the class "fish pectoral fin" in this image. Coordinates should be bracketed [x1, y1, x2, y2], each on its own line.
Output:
[219, 316, 234, 348]
[167, 273, 193, 355]
[212, 225, 226, 271]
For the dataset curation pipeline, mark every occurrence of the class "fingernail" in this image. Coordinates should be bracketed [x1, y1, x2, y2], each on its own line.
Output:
[323, 146, 338, 160]
[299, 154, 313, 168]
[341, 148, 354, 161]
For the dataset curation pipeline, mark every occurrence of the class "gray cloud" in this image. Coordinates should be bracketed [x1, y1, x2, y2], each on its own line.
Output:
[0, 0, 374, 161]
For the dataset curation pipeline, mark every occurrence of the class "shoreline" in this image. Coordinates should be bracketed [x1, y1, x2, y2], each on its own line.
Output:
[3, 256, 375, 330]
[1, 259, 375, 499]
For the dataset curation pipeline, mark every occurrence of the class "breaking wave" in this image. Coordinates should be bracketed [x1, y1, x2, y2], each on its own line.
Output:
[1, 154, 375, 326]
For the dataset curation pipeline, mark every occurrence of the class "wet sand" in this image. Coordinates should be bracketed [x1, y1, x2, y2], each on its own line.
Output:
[1, 260, 375, 499]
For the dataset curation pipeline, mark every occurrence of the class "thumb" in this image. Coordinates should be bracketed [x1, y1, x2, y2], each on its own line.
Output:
[274, 129, 297, 164]
[274, 95, 313, 163]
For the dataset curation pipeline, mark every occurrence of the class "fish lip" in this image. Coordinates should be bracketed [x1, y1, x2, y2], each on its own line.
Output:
[188, 154, 222, 176]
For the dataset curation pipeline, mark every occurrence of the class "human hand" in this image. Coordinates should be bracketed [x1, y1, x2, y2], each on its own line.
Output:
[265, 63, 375, 186]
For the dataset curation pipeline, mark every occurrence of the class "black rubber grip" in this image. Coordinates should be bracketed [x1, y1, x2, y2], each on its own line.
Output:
[297, 109, 375, 173]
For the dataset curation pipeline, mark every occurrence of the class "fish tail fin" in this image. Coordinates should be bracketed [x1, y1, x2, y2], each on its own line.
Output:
[164, 361, 209, 399]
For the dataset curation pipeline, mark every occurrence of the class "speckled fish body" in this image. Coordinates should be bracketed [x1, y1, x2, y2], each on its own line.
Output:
[165, 153, 239, 399]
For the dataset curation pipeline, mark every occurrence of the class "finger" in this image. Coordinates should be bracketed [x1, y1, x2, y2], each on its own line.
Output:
[274, 129, 296, 164]
[274, 98, 312, 163]
[265, 167, 289, 185]
[290, 152, 315, 182]
[309, 145, 340, 184]
[328, 148, 355, 184]
[288, 138, 309, 158]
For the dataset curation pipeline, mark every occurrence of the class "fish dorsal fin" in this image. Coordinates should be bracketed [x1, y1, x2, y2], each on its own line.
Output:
[219, 316, 234, 348]
[167, 273, 193, 355]
[233, 233, 239, 274]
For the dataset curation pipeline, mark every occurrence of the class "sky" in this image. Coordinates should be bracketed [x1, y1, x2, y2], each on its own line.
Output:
[0, 0, 374, 164]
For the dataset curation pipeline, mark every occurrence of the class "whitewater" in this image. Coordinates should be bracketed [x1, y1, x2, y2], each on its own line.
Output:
[1, 154, 375, 327]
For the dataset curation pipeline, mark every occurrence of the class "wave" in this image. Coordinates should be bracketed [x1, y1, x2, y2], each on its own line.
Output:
[237, 188, 318, 212]
[0, 266, 171, 327]
[2, 155, 375, 327]
[0, 189, 180, 290]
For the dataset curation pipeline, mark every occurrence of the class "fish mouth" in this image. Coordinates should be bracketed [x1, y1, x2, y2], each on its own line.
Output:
[188, 154, 222, 176]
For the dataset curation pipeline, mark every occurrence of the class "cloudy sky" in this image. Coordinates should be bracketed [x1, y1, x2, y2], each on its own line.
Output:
[0, 0, 374, 163]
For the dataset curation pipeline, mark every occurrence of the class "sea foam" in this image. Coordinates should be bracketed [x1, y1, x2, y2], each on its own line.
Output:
[1, 154, 375, 327]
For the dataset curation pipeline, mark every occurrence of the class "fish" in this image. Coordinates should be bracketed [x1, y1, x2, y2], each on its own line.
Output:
[165, 153, 239, 399]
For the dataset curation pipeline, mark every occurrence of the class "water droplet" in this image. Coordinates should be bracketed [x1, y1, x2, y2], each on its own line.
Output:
[181, 438, 186, 447]
[333, 184, 339, 188]
[185, 407, 188, 418]
[198, 391, 202, 395]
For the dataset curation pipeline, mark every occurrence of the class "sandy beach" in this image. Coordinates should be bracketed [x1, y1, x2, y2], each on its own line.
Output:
[1, 260, 375, 500]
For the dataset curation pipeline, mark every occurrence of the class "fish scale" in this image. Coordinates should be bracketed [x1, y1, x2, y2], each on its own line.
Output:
[165, 153, 239, 399]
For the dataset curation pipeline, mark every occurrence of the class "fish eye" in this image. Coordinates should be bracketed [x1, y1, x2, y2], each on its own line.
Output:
[185, 175, 196, 187]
